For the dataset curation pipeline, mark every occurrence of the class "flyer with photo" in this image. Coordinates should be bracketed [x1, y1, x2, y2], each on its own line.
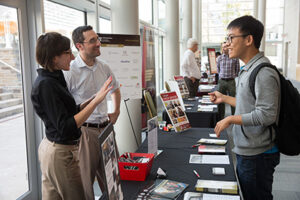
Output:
[160, 91, 191, 132]
[173, 75, 190, 99]
[100, 129, 123, 200]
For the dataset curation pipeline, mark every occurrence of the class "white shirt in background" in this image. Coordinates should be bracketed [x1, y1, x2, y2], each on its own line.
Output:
[181, 49, 201, 79]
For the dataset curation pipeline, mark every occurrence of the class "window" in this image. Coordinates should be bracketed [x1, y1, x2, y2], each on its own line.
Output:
[44, 0, 85, 46]
[201, 0, 254, 65]
[265, 0, 284, 69]
[139, 0, 153, 24]
[158, 0, 166, 29]
[99, 18, 111, 33]
[0, 5, 28, 199]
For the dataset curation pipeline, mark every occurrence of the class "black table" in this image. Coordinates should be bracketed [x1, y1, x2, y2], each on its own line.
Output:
[162, 98, 219, 128]
[184, 98, 219, 128]
[121, 128, 239, 200]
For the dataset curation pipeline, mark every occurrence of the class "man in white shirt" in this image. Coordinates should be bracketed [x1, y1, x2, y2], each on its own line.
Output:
[63, 25, 121, 200]
[181, 38, 201, 97]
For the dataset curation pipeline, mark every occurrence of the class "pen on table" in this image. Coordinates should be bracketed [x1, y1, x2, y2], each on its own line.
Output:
[193, 170, 200, 178]
[191, 143, 201, 148]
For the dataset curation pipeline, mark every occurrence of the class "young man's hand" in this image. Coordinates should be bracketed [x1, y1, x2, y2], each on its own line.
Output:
[208, 91, 224, 104]
[214, 116, 232, 137]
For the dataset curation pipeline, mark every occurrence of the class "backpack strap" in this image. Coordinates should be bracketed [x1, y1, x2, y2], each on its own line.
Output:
[249, 63, 278, 99]
[248, 62, 280, 144]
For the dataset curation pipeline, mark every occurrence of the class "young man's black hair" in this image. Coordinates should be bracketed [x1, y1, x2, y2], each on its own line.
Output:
[227, 15, 264, 49]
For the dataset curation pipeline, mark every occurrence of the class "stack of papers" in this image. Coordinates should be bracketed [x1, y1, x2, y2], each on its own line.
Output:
[189, 154, 230, 165]
[197, 138, 228, 145]
[197, 105, 217, 112]
[195, 180, 238, 195]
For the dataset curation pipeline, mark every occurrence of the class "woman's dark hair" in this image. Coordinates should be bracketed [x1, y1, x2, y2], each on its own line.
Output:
[72, 25, 93, 49]
[227, 15, 264, 49]
[36, 32, 70, 71]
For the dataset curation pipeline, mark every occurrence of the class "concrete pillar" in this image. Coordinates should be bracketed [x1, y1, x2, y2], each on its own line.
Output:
[165, 0, 180, 81]
[258, 0, 266, 52]
[192, 0, 199, 40]
[182, 0, 192, 52]
[111, 0, 141, 154]
[253, 0, 258, 18]
[198, 0, 202, 54]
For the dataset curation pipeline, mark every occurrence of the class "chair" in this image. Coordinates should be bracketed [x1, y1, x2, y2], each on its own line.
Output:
[143, 90, 157, 118]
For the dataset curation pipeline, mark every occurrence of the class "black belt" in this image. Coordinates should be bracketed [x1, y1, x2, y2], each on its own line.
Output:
[48, 138, 80, 145]
[82, 120, 109, 129]
[221, 78, 234, 81]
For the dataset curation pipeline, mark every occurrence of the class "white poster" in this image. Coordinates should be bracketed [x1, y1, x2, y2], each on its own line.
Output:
[98, 34, 142, 100]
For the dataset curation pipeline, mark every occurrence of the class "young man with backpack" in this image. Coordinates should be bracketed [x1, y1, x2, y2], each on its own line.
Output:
[209, 15, 280, 200]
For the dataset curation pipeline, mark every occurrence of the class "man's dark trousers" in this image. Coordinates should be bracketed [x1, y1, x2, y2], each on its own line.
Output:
[184, 77, 199, 97]
[236, 152, 280, 200]
[218, 78, 236, 119]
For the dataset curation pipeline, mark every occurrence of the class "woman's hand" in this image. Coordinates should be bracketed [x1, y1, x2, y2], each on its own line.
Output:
[93, 76, 113, 105]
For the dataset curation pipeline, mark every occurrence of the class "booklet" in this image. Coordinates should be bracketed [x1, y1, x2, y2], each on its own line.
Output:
[183, 192, 240, 200]
[151, 179, 189, 199]
[160, 91, 191, 132]
[195, 180, 238, 195]
[189, 154, 230, 165]
[174, 75, 190, 99]
[197, 138, 227, 145]
[198, 145, 226, 154]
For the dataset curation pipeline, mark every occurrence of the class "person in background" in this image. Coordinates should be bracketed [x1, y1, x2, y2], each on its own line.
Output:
[209, 15, 280, 200]
[216, 42, 240, 119]
[31, 32, 112, 200]
[63, 25, 121, 200]
[181, 38, 201, 97]
[215, 51, 221, 59]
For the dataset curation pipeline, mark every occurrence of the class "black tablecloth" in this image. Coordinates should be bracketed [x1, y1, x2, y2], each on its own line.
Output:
[121, 128, 238, 200]
[162, 98, 219, 128]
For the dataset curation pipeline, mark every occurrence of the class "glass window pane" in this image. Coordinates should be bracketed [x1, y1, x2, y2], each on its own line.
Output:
[265, 0, 284, 68]
[44, 0, 85, 51]
[139, 0, 153, 24]
[0, 5, 29, 199]
[158, 0, 166, 29]
[99, 18, 111, 34]
[201, 0, 254, 65]
[101, 0, 111, 5]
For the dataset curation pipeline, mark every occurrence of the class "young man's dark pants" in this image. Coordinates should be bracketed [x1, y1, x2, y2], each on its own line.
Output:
[236, 152, 280, 200]
[184, 77, 200, 97]
[217, 79, 236, 119]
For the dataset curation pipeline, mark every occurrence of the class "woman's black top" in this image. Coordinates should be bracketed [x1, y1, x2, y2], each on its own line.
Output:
[31, 69, 81, 143]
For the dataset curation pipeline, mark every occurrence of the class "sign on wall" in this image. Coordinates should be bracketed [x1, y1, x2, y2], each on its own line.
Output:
[98, 34, 142, 100]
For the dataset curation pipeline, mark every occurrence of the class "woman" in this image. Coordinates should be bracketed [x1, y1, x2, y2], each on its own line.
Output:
[31, 32, 112, 200]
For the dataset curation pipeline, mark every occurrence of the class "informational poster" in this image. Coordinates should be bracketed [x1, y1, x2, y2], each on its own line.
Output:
[160, 92, 191, 132]
[98, 123, 123, 200]
[98, 33, 142, 100]
[147, 116, 158, 155]
[173, 75, 189, 99]
[166, 80, 185, 111]
[207, 48, 217, 74]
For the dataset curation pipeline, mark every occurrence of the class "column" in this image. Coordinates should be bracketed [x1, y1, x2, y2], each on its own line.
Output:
[165, 0, 180, 81]
[198, 0, 202, 53]
[182, 0, 192, 52]
[111, 0, 141, 154]
[192, 0, 199, 40]
[258, 0, 266, 52]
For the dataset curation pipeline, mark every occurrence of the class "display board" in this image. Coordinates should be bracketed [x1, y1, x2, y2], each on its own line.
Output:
[207, 48, 217, 74]
[98, 33, 142, 100]
[98, 123, 123, 200]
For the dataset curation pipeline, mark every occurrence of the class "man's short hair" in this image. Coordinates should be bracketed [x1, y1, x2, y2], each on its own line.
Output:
[36, 32, 70, 71]
[72, 25, 93, 49]
[227, 15, 264, 49]
[187, 38, 198, 49]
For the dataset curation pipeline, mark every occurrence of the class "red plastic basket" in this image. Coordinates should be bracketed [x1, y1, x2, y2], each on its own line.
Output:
[118, 152, 155, 181]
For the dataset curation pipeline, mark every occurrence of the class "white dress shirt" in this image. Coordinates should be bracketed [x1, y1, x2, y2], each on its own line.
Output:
[181, 49, 201, 79]
[63, 55, 119, 124]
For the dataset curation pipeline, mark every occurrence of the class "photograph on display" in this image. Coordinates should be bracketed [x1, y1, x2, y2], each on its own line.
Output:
[207, 48, 217, 74]
[98, 123, 123, 200]
[160, 92, 191, 132]
[173, 75, 190, 98]
[151, 179, 189, 199]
